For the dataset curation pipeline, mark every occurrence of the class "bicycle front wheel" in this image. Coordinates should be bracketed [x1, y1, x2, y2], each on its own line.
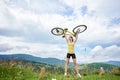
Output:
[73, 25, 87, 34]
[51, 27, 64, 36]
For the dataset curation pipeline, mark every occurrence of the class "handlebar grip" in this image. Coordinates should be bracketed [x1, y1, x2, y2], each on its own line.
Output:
[74, 33, 77, 37]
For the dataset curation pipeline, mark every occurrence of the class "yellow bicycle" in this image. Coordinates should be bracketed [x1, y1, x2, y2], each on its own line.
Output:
[51, 25, 87, 38]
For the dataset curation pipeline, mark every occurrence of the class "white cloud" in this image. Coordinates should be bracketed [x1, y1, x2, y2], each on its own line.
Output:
[88, 45, 120, 62]
[0, 35, 66, 59]
[0, 0, 120, 63]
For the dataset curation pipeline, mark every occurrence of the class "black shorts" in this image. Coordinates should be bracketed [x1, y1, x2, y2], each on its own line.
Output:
[66, 53, 76, 59]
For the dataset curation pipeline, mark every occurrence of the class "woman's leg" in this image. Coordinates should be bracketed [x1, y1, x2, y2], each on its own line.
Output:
[73, 58, 81, 77]
[73, 58, 79, 74]
[64, 58, 70, 75]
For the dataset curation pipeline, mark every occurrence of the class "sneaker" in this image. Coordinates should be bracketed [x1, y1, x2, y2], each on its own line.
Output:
[64, 73, 67, 76]
[77, 73, 82, 77]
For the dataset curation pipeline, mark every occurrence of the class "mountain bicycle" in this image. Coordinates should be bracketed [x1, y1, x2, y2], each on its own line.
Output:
[51, 25, 87, 38]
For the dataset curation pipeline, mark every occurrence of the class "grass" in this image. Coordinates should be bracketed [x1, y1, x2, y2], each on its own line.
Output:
[0, 60, 120, 80]
[43, 73, 120, 80]
[81, 74, 120, 80]
[0, 64, 39, 80]
[0, 64, 120, 80]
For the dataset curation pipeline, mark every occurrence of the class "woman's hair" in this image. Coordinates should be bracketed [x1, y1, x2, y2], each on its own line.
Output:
[69, 36, 74, 42]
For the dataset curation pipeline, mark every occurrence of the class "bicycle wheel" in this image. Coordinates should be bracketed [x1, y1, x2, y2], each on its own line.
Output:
[51, 27, 64, 36]
[73, 25, 87, 34]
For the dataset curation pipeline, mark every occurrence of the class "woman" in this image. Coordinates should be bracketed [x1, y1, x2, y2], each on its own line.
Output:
[64, 32, 81, 77]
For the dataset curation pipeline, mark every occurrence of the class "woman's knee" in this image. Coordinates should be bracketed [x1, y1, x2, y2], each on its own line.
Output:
[65, 59, 70, 64]
[73, 59, 77, 65]
[74, 62, 77, 66]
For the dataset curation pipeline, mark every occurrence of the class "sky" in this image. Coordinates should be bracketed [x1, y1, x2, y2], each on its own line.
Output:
[0, 0, 120, 63]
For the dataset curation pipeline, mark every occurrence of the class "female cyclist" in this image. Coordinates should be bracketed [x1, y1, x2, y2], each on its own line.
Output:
[64, 32, 81, 77]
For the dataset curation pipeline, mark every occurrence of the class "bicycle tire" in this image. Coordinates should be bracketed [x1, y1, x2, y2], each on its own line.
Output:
[51, 27, 64, 36]
[73, 25, 87, 34]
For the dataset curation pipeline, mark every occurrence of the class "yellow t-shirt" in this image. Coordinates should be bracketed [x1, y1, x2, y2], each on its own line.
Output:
[67, 43, 74, 54]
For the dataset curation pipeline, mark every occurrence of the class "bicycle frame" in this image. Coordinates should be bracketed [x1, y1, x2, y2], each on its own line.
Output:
[65, 30, 75, 36]
[63, 29, 75, 38]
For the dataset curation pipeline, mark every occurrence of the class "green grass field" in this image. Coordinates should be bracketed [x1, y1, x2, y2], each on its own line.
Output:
[0, 64, 120, 80]
[0, 64, 39, 80]
[46, 74, 120, 80]
[0, 59, 120, 80]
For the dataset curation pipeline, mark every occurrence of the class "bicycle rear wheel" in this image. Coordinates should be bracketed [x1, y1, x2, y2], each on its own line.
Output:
[73, 25, 87, 34]
[51, 27, 64, 36]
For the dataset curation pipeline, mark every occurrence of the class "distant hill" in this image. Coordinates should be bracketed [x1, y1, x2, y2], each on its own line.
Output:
[79, 63, 119, 73]
[0, 54, 66, 66]
[104, 61, 120, 66]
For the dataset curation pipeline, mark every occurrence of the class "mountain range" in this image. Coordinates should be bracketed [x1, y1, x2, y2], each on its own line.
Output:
[0, 54, 66, 65]
[0, 54, 120, 66]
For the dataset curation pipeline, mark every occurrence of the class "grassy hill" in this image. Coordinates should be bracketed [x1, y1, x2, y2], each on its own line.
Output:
[80, 63, 118, 71]
[78, 63, 120, 76]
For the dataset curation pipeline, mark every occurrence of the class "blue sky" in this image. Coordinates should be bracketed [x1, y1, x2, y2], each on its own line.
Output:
[0, 0, 120, 63]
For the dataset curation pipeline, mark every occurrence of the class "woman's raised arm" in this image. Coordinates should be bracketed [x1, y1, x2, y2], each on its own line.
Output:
[74, 33, 78, 43]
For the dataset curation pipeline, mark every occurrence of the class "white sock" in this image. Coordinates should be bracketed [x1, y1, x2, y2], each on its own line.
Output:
[77, 73, 81, 77]
[64, 73, 67, 76]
